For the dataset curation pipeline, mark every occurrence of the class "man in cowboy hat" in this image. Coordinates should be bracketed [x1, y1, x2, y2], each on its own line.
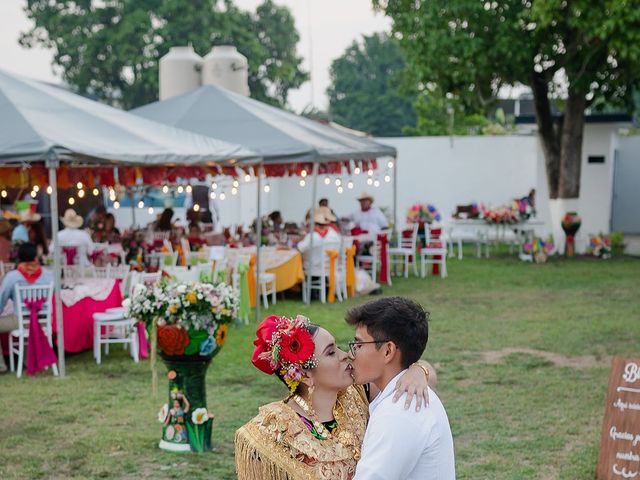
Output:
[297, 208, 341, 273]
[348, 192, 388, 233]
[57, 209, 94, 256]
[11, 210, 41, 244]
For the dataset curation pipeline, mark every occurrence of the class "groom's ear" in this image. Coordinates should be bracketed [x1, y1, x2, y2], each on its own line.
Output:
[382, 342, 399, 365]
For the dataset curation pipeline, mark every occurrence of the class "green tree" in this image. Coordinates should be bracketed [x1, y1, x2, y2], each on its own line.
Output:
[327, 33, 416, 136]
[374, 0, 640, 198]
[20, 0, 307, 109]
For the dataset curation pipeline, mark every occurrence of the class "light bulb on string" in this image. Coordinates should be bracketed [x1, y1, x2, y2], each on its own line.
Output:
[162, 185, 169, 194]
[113, 201, 120, 209]
[264, 184, 271, 193]
[374, 180, 380, 188]
[232, 180, 239, 188]
[138, 200, 144, 209]
[211, 182, 217, 190]
[30, 190, 37, 198]
[46, 186, 52, 195]
[354, 167, 361, 175]
[1, 190, 7, 198]
[367, 169, 374, 176]
[177, 185, 184, 194]
[68, 197, 75, 205]
[231, 187, 238, 195]
[301, 169, 307, 178]
[367, 178, 373, 186]
[193, 204, 200, 212]
[185, 185, 192, 193]
[324, 177, 331, 185]
[384, 174, 391, 183]
[388, 160, 394, 169]
[33, 185, 40, 193]
[148, 207, 154, 215]
[76, 182, 83, 189]
[210, 192, 217, 199]
[244, 174, 251, 182]
[78, 189, 85, 198]
[219, 192, 226, 201]
[92, 188, 99, 196]
[299, 179, 306, 187]
[335, 179, 341, 186]
[347, 180, 354, 189]
[337, 186, 344, 194]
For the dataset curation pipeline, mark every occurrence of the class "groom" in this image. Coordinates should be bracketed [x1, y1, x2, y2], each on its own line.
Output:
[346, 296, 455, 479]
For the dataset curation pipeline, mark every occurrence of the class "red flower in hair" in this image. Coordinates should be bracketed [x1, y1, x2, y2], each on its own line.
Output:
[279, 328, 315, 365]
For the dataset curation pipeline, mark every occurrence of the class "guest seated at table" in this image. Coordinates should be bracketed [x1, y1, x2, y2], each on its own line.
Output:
[297, 209, 341, 259]
[88, 205, 107, 233]
[186, 208, 202, 237]
[0, 243, 53, 374]
[268, 211, 284, 232]
[0, 220, 13, 263]
[57, 209, 94, 262]
[155, 208, 174, 232]
[305, 198, 338, 223]
[346, 192, 388, 233]
[12, 210, 41, 245]
[28, 221, 49, 264]
[101, 213, 121, 244]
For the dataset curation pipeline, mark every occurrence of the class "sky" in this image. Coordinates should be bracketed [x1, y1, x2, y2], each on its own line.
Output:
[0, 0, 391, 112]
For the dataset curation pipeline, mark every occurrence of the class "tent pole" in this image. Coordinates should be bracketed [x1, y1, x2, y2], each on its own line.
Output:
[254, 165, 263, 322]
[129, 189, 136, 228]
[306, 162, 319, 305]
[47, 155, 65, 378]
[392, 156, 398, 241]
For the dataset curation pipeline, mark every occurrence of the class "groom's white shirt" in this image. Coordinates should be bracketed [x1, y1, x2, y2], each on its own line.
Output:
[353, 370, 455, 480]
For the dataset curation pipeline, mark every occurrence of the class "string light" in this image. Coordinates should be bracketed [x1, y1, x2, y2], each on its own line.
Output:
[68, 197, 75, 205]
[347, 180, 354, 189]
[46, 186, 52, 195]
[367, 178, 373, 186]
[185, 185, 192, 193]
[264, 184, 271, 193]
[354, 167, 361, 175]
[210, 192, 217, 199]
[33, 185, 40, 193]
[385, 175, 391, 183]
[388, 160, 394, 169]
[78, 189, 85, 198]
[76, 182, 83, 189]
[177, 186, 184, 194]
[1, 190, 7, 198]
[162, 185, 169, 194]
[113, 201, 120, 209]
[232, 180, 239, 188]
[231, 187, 238, 195]
[324, 177, 331, 185]
[193, 204, 200, 212]
[219, 193, 226, 200]
[30, 191, 37, 198]
[148, 207, 154, 215]
[335, 179, 342, 186]
[337, 186, 344, 194]
[137, 200, 144, 209]
[244, 174, 251, 182]
[211, 182, 217, 190]
[374, 180, 380, 188]
[299, 179, 306, 187]
[92, 188, 99, 196]
[301, 169, 307, 178]
[367, 169, 374, 176]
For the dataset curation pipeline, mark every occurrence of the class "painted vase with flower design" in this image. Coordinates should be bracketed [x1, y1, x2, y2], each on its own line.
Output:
[561, 212, 582, 257]
[126, 280, 237, 452]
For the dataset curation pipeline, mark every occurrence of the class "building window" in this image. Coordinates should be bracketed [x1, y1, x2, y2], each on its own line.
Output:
[588, 155, 605, 164]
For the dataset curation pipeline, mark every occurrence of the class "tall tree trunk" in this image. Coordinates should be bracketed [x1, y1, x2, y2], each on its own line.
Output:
[531, 72, 561, 199]
[558, 91, 586, 198]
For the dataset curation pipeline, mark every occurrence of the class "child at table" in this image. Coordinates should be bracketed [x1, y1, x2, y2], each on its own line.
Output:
[0, 243, 53, 374]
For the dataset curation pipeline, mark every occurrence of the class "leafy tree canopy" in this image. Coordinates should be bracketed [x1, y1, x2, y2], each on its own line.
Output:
[21, 0, 307, 109]
[327, 32, 416, 136]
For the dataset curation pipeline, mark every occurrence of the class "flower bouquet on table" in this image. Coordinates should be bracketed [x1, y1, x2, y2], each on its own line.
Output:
[480, 205, 520, 225]
[125, 280, 238, 453]
[406, 203, 442, 225]
[522, 236, 555, 263]
[587, 234, 611, 259]
[561, 212, 581, 257]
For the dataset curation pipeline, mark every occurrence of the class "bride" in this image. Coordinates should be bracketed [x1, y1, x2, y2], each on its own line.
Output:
[235, 315, 432, 479]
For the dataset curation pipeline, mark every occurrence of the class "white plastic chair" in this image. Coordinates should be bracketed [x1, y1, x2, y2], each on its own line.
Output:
[93, 310, 139, 364]
[420, 226, 448, 278]
[355, 232, 392, 286]
[302, 242, 340, 304]
[389, 224, 419, 277]
[334, 237, 354, 302]
[9, 283, 57, 378]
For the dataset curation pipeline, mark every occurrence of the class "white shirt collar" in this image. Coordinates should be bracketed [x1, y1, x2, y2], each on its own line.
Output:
[369, 369, 407, 414]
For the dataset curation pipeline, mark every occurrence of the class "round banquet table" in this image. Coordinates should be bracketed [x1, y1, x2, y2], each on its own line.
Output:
[225, 246, 304, 292]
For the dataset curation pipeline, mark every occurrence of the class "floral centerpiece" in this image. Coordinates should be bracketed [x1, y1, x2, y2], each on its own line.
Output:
[587, 234, 612, 259]
[480, 205, 520, 225]
[561, 212, 581, 257]
[511, 198, 533, 221]
[522, 236, 555, 263]
[406, 203, 442, 225]
[125, 280, 238, 453]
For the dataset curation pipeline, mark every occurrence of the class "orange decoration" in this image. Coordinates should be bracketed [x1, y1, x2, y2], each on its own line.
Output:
[157, 325, 190, 356]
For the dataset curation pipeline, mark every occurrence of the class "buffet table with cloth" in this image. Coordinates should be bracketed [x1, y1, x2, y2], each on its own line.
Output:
[225, 246, 304, 292]
[53, 279, 124, 353]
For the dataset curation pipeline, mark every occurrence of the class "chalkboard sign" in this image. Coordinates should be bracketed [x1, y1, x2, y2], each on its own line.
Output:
[597, 357, 640, 479]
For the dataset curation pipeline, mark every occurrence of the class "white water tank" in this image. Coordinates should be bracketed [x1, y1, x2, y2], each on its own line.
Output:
[202, 45, 250, 96]
[159, 46, 202, 100]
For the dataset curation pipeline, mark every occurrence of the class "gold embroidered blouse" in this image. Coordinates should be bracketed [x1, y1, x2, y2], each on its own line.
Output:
[235, 385, 369, 480]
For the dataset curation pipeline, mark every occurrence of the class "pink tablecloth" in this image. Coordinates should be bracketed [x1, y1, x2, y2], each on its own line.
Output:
[52, 280, 123, 353]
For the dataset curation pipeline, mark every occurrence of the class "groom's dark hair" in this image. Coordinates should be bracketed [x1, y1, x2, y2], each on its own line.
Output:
[345, 297, 428, 368]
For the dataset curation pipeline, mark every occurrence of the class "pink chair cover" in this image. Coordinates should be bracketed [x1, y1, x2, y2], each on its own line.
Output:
[137, 322, 149, 359]
[24, 298, 57, 376]
[62, 246, 77, 265]
[377, 233, 390, 284]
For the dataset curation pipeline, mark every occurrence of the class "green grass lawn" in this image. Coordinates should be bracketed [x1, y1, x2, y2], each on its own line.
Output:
[1, 253, 639, 479]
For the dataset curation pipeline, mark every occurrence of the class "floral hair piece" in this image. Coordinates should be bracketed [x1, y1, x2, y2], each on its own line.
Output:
[252, 315, 318, 393]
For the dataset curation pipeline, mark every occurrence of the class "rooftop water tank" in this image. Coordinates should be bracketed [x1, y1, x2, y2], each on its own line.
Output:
[159, 46, 202, 100]
[202, 45, 250, 96]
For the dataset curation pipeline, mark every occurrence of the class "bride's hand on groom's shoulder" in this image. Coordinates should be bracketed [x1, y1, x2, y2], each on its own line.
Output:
[392, 361, 431, 411]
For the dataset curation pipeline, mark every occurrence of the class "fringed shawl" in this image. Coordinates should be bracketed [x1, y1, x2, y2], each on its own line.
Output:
[235, 385, 369, 480]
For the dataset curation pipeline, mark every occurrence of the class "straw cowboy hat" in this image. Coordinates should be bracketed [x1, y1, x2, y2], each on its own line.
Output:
[313, 207, 336, 225]
[357, 192, 374, 202]
[60, 209, 84, 229]
[18, 209, 41, 223]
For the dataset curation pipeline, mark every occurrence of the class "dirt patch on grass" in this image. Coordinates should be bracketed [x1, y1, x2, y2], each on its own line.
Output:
[477, 348, 610, 369]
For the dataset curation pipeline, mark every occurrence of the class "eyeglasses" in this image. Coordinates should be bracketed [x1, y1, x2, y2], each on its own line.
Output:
[348, 340, 390, 357]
